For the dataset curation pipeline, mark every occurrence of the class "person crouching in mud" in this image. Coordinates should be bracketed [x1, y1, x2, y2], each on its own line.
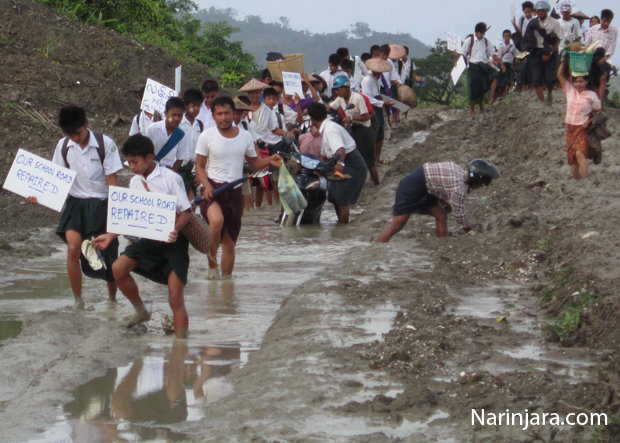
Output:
[376, 160, 501, 241]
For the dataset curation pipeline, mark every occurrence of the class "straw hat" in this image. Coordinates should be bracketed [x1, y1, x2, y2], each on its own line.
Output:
[365, 58, 392, 73]
[388, 44, 407, 61]
[238, 78, 270, 92]
[233, 97, 251, 111]
[571, 11, 590, 20]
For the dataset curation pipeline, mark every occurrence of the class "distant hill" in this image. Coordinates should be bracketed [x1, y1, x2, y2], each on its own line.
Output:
[193, 8, 431, 74]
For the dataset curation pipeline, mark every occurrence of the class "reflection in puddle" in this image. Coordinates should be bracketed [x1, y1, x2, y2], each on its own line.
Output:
[51, 342, 241, 442]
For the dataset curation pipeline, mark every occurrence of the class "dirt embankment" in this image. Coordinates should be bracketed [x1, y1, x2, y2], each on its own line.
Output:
[0, 0, 211, 251]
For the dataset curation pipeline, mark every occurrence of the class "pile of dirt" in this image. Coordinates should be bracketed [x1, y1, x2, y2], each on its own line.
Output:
[0, 0, 210, 241]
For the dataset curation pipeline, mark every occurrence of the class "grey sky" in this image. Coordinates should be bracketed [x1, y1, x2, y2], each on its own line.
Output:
[195, 0, 610, 48]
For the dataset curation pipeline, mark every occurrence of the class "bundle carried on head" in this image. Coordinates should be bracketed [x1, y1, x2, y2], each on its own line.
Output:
[266, 53, 304, 81]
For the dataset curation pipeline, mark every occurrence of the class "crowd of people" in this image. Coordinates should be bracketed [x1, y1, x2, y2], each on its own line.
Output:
[22, 1, 614, 338]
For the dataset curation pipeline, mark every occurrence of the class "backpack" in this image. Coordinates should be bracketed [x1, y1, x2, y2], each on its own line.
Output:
[197, 119, 204, 132]
[464, 35, 488, 66]
[61, 131, 105, 168]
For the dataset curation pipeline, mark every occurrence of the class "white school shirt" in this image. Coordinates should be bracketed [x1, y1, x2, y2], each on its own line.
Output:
[329, 92, 371, 127]
[195, 127, 257, 183]
[129, 111, 153, 136]
[518, 15, 533, 35]
[196, 102, 215, 131]
[319, 119, 356, 157]
[459, 36, 494, 64]
[145, 120, 190, 168]
[535, 17, 563, 50]
[240, 117, 259, 142]
[52, 130, 123, 200]
[129, 163, 191, 214]
[178, 115, 203, 163]
[360, 74, 384, 108]
[249, 103, 281, 145]
[383, 59, 402, 84]
[559, 18, 582, 51]
[320, 68, 345, 97]
[498, 42, 520, 63]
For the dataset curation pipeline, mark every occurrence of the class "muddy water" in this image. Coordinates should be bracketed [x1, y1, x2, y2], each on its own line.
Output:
[2, 205, 366, 442]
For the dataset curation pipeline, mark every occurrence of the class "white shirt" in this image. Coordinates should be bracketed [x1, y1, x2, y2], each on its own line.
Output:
[129, 111, 153, 136]
[460, 36, 494, 64]
[52, 130, 123, 200]
[320, 68, 345, 97]
[249, 103, 281, 145]
[178, 115, 203, 163]
[196, 102, 215, 131]
[518, 16, 533, 35]
[360, 74, 384, 108]
[195, 127, 257, 183]
[329, 92, 371, 127]
[240, 118, 259, 141]
[498, 42, 520, 63]
[281, 105, 298, 127]
[398, 58, 412, 82]
[559, 17, 582, 51]
[586, 24, 618, 64]
[383, 59, 402, 84]
[129, 164, 191, 214]
[535, 16, 563, 50]
[145, 121, 190, 168]
[319, 119, 356, 157]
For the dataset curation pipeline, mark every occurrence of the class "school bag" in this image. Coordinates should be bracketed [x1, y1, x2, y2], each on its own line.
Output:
[61, 132, 106, 167]
[156, 127, 185, 162]
[464, 35, 489, 66]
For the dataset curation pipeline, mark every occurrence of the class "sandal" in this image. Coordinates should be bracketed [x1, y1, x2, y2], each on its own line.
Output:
[81, 239, 106, 271]
[378, 159, 391, 165]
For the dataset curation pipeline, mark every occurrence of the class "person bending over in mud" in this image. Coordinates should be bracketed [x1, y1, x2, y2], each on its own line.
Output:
[377, 160, 501, 241]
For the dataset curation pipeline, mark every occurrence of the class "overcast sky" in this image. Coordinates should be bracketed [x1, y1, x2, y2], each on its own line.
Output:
[195, 0, 610, 48]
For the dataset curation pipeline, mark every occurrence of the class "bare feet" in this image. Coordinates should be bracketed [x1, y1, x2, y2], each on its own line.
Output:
[207, 267, 221, 281]
[73, 297, 85, 311]
[127, 306, 151, 328]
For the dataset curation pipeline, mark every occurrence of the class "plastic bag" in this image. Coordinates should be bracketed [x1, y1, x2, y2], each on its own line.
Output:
[278, 163, 307, 215]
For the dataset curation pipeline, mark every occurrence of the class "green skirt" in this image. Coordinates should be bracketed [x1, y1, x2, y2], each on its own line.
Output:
[56, 197, 117, 282]
[122, 234, 189, 286]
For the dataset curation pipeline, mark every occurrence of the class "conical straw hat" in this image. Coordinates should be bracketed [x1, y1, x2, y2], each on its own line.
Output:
[233, 96, 252, 111]
[365, 58, 392, 73]
[239, 78, 270, 92]
[388, 44, 407, 60]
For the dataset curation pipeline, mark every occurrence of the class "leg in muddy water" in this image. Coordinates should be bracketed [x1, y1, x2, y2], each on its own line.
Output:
[255, 186, 264, 208]
[168, 271, 188, 339]
[206, 201, 224, 274]
[65, 230, 84, 309]
[375, 139, 383, 163]
[220, 229, 236, 278]
[333, 203, 350, 224]
[369, 165, 380, 186]
[272, 180, 279, 204]
[376, 214, 410, 242]
[429, 204, 448, 237]
[111, 255, 151, 327]
[107, 281, 117, 302]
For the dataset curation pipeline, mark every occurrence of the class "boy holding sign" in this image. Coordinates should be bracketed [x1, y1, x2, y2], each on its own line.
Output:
[93, 135, 193, 338]
[26, 106, 123, 309]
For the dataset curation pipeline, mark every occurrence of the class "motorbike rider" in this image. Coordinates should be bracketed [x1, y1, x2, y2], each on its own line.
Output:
[376, 159, 501, 241]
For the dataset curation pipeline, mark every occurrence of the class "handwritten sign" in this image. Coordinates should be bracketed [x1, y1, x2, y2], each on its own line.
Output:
[107, 186, 176, 242]
[3, 149, 76, 212]
[554, 0, 577, 14]
[175, 65, 182, 94]
[451, 55, 467, 85]
[140, 78, 176, 115]
[447, 33, 462, 51]
[282, 71, 304, 97]
[380, 95, 410, 113]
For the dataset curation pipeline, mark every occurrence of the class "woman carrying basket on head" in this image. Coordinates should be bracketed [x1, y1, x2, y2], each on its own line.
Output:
[557, 57, 602, 180]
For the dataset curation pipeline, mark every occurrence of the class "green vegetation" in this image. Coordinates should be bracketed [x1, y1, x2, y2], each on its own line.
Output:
[35, 0, 259, 87]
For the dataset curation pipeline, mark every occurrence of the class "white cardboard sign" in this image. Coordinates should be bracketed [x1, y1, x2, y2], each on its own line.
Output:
[282, 71, 305, 98]
[446, 33, 462, 51]
[140, 78, 176, 115]
[175, 65, 182, 94]
[451, 55, 467, 85]
[380, 95, 410, 113]
[3, 149, 76, 212]
[107, 186, 176, 242]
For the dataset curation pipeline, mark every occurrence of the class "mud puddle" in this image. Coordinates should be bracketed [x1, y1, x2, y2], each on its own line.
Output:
[0, 317, 22, 344]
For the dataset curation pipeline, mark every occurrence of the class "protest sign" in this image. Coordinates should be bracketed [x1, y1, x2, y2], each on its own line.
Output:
[140, 78, 176, 115]
[107, 186, 177, 242]
[446, 33, 462, 51]
[3, 149, 76, 212]
[380, 95, 410, 113]
[174, 66, 182, 95]
[451, 55, 467, 85]
[282, 71, 304, 98]
[554, 1, 577, 14]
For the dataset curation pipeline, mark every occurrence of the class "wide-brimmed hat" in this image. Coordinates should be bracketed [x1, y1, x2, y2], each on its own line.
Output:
[233, 97, 251, 111]
[238, 78, 270, 92]
[388, 44, 407, 60]
[571, 11, 590, 20]
[365, 58, 392, 73]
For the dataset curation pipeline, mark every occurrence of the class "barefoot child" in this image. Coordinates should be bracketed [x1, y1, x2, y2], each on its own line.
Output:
[93, 135, 193, 338]
[498, 29, 520, 97]
[557, 60, 602, 180]
[26, 106, 123, 309]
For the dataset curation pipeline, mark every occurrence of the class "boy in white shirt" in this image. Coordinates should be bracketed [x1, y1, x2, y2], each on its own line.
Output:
[512, 1, 535, 92]
[197, 80, 218, 131]
[26, 106, 123, 309]
[498, 29, 521, 97]
[145, 97, 190, 172]
[178, 89, 204, 201]
[559, 3, 582, 52]
[320, 54, 345, 98]
[93, 135, 193, 338]
[195, 97, 282, 280]
[128, 87, 156, 136]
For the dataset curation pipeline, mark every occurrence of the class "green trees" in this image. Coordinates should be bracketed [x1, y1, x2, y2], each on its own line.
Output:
[36, 0, 258, 87]
[412, 40, 466, 107]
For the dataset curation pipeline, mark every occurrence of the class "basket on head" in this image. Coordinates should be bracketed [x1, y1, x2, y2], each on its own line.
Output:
[568, 51, 594, 74]
[397, 84, 417, 109]
[266, 53, 304, 81]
